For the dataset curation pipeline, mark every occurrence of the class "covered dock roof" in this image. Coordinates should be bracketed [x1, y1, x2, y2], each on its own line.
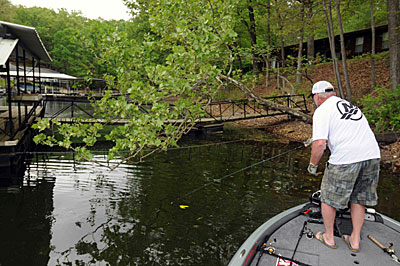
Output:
[0, 38, 18, 66]
[0, 20, 52, 67]
[1, 64, 77, 80]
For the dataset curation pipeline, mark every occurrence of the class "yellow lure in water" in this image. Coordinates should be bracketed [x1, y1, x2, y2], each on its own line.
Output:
[179, 205, 189, 209]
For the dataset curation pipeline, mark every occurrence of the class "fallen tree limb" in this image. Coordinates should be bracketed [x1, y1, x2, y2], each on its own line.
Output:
[219, 75, 313, 124]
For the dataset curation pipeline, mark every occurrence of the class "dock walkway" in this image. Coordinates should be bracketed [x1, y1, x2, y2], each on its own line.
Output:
[0, 93, 308, 159]
[44, 94, 308, 127]
[0, 105, 43, 146]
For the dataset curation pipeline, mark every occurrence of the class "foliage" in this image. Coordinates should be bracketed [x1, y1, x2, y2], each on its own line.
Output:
[3, 0, 397, 167]
[8, 5, 131, 78]
[0, 0, 14, 21]
[340, 0, 387, 32]
[4, 0, 390, 79]
[358, 87, 400, 132]
[12, 6, 87, 51]
[51, 28, 89, 77]
[34, 0, 239, 167]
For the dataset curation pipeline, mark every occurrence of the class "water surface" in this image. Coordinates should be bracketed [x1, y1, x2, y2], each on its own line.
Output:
[0, 127, 398, 265]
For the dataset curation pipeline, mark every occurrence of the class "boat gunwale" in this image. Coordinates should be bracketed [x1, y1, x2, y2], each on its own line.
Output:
[228, 203, 307, 266]
[228, 203, 400, 266]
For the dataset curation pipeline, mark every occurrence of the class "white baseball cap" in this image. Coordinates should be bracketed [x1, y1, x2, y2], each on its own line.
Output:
[308, 81, 334, 98]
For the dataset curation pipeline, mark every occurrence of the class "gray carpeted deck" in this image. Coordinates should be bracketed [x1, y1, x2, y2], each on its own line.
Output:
[250, 214, 400, 266]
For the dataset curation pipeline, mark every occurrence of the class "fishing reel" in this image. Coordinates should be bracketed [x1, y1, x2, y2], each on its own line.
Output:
[263, 239, 277, 255]
[309, 190, 321, 205]
[265, 246, 276, 255]
[305, 229, 314, 240]
[387, 242, 395, 254]
[302, 223, 314, 240]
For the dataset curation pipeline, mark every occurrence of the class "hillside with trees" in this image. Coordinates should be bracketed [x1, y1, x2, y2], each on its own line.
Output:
[1, 0, 399, 166]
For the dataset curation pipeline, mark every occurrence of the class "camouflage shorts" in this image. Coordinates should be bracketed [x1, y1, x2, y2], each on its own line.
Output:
[320, 158, 380, 209]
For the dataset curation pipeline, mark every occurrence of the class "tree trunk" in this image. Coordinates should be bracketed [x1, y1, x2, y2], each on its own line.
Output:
[336, 0, 352, 101]
[305, 0, 315, 64]
[307, 35, 315, 63]
[266, 0, 271, 47]
[233, 42, 243, 78]
[276, 1, 286, 67]
[220, 75, 312, 124]
[266, 0, 271, 87]
[277, 63, 281, 91]
[296, 31, 304, 86]
[387, 0, 400, 91]
[296, 2, 305, 87]
[280, 36, 285, 66]
[370, 0, 376, 89]
[323, 0, 345, 98]
[265, 56, 270, 88]
[247, 0, 259, 76]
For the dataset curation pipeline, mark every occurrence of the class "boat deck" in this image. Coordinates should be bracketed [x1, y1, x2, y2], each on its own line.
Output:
[250, 211, 400, 266]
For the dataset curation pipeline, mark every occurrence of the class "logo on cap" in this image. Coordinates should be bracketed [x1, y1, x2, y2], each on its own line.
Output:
[336, 100, 363, 120]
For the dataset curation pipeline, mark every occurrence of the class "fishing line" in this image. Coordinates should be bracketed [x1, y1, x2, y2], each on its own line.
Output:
[11, 138, 255, 156]
[173, 144, 304, 205]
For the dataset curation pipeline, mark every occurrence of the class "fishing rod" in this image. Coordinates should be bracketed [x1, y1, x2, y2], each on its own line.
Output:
[368, 235, 400, 264]
[256, 245, 312, 266]
[290, 221, 309, 265]
[174, 143, 305, 205]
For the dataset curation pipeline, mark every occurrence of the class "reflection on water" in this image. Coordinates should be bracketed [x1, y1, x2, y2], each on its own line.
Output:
[44, 101, 94, 119]
[0, 128, 399, 265]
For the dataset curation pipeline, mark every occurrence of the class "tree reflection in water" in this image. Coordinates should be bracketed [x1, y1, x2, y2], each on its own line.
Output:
[32, 138, 318, 265]
[0, 155, 55, 266]
[1, 131, 398, 266]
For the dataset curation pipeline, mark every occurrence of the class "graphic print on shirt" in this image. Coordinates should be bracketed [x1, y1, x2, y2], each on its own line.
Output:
[336, 100, 363, 121]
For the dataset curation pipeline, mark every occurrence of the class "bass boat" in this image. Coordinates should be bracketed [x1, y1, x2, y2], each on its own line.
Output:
[229, 191, 400, 266]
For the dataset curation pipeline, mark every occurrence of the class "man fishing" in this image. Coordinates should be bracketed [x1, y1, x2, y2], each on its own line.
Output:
[306, 80, 381, 252]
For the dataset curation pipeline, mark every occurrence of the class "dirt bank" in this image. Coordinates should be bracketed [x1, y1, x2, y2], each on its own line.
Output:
[231, 52, 399, 172]
[234, 116, 400, 173]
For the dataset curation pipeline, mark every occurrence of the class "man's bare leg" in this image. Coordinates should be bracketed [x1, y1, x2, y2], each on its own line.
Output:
[319, 202, 336, 246]
[349, 203, 365, 249]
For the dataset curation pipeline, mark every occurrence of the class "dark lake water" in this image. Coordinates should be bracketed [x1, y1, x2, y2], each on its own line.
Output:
[0, 125, 399, 266]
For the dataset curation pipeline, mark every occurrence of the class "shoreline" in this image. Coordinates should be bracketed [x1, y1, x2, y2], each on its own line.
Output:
[234, 117, 400, 173]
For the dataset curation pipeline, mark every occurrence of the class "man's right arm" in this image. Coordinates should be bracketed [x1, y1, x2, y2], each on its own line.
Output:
[310, 139, 326, 166]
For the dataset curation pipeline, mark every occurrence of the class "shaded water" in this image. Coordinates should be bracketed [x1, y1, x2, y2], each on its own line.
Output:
[0, 126, 399, 266]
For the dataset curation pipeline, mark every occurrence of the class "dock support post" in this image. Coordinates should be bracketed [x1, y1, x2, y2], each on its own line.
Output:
[23, 49, 28, 116]
[6, 60, 13, 139]
[38, 60, 41, 94]
[16, 44, 22, 127]
[32, 57, 35, 94]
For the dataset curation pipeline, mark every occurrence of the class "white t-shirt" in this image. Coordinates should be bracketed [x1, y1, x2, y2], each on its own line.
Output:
[312, 96, 380, 164]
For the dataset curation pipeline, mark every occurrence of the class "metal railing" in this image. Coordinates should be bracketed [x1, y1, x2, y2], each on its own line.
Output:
[204, 94, 308, 122]
[41, 94, 309, 125]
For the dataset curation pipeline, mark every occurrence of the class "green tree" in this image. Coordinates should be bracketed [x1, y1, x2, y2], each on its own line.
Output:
[51, 28, 90, 77]
[0, 0, 14, 21]
[34, 0, 239, 168]
[340, 0, 387, 32]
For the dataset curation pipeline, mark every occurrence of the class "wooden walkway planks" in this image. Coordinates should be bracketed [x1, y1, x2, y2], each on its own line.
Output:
[0, 106, 42, 146]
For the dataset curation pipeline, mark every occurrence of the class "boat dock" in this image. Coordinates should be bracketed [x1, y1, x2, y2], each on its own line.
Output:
[0, 92, 309, 167]
[0, 94, 44, 169]
[43, 93, 308, 125]
[0, 21, 310, 173]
